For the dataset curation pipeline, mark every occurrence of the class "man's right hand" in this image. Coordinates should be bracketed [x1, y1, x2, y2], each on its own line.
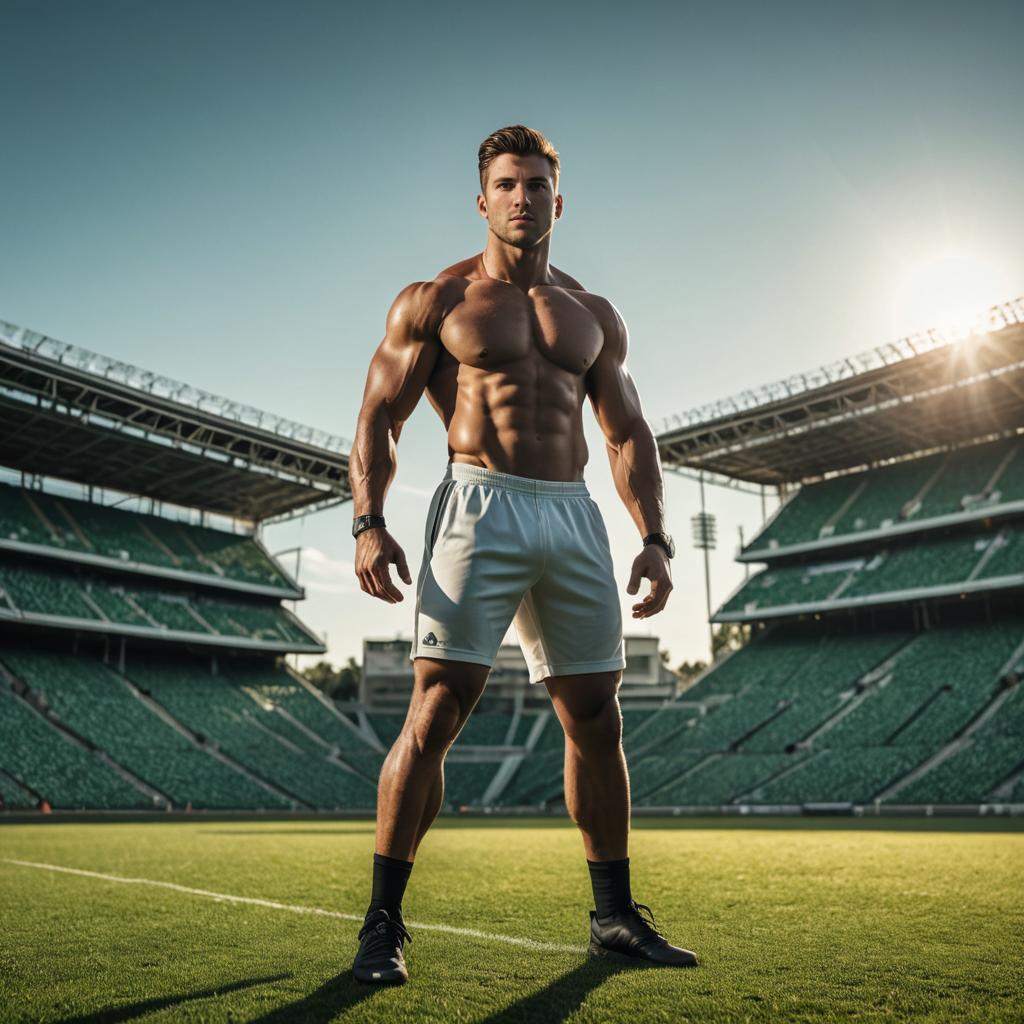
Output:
[355, 528, 412, 603]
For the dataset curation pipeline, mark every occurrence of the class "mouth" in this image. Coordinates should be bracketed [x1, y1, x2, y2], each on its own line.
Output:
[511, 216, 534, 223]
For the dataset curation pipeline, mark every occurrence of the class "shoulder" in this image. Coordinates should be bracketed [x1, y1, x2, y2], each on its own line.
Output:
[548, 267, 622, 332]
[575, 291, 627, 357]
[387, 277, 466, 337]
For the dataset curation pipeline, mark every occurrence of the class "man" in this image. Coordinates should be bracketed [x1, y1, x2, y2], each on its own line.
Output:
[349, 125, 696, 983]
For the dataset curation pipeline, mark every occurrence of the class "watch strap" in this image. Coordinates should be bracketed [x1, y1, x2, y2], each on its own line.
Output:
[353, 514, 386, 539]
[643, 532, 675, 558]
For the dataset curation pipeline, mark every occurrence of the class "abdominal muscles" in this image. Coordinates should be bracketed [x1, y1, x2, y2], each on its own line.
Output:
[447, 360, 589, 481]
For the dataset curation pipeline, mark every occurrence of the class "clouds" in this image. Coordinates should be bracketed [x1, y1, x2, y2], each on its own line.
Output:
[297, 546, 357, 595]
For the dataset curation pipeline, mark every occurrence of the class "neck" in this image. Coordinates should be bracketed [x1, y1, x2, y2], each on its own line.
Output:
[482, 232, 552, 291]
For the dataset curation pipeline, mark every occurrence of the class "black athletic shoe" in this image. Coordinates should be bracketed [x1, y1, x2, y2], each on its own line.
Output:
[352, 909, 412, 984]
[588, 900, 698, 967]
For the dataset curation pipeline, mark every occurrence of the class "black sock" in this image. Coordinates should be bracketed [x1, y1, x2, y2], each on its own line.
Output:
[367, 852, 414, 919]
[587, 857, 632, 919]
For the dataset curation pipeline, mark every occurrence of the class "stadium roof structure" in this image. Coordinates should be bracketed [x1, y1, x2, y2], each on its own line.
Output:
[655, 297, 1024, 488]
[0, 320, 352, 523]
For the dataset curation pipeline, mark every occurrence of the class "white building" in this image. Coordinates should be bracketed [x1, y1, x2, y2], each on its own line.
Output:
[360, 635, 678, 709]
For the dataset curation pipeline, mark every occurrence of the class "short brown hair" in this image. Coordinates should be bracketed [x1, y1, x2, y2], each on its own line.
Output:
[478, 125, 560, 189]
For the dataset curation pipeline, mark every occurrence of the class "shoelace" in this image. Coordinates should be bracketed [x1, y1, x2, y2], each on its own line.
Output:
[358, 914, 413, 957]
[629, 901, 665, 940]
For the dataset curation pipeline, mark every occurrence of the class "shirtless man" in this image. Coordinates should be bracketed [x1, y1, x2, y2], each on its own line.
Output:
[349, 125, 696, 983]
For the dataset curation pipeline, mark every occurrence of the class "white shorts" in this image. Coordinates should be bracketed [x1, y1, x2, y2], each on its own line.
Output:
[410, 462, 626, 684]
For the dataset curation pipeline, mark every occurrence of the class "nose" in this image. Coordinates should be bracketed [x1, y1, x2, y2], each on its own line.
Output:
[514, 187, 531, 208]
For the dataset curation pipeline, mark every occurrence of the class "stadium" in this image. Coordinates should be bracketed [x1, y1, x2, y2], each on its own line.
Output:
[2, 302, 1022, 819]
[2, 307, 1022, 1022]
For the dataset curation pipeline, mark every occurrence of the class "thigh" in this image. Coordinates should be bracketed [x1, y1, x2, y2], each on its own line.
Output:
[400, 657, 491, 750]
[413, 483, 541, 665]
[515, 497, 625, 683]
[409, 656, 490, 717]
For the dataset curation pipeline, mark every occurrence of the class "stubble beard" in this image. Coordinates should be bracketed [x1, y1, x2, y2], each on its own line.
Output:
[490, 218, 551, 250]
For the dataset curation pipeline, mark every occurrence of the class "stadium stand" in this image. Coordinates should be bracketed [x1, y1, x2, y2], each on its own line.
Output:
[0, 768, 35, 810]
[0, 559, 321, 650]
[0, 482, 297, 593]
[741, 434, 1024, 561]
[365, 713, 407, 748]
[124, 657, 378, 810]
[229, 664, 384, 778]
[720, 525, 1024, 618]
[0, 686, 152, 810]
[442, 761, 502, 808]
[4, 304, 1024, 815]
[1, 648, 286, 809]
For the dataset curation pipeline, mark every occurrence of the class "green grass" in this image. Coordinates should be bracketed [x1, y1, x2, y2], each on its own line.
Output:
[1, 819, 1022, 1022]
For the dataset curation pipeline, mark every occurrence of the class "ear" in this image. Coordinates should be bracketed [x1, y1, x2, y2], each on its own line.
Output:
[477, 193, 488, 219]
[554, 192, 564, 220]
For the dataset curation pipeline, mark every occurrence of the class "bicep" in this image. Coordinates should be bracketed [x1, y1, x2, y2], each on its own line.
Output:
[585, 305, 645, 448]
[360, 283, 443, 434]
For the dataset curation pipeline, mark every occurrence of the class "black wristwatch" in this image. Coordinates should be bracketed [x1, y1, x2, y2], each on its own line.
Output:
[643, 532, 675, 559]
[352, 514, 386, 539]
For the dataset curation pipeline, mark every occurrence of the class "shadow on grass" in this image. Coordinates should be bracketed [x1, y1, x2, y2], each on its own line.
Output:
[238, 959, 637, 1023]
[246, 970, 381, 1022]
[53, 973, 292, 1024]
[479, 958, 637, 1024]
[198, 829, 376, 836]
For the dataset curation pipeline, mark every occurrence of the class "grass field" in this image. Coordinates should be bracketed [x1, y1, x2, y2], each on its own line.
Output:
[1, 818, 1022, 1023]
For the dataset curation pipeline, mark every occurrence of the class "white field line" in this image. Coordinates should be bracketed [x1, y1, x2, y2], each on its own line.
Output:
[4, 859, 584, 954]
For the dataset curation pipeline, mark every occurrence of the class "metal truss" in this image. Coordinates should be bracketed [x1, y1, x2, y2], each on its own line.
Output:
[0, 320, 351, 453]
[654, 297, 1024, 436]
[0, 319, 354, 522]
[655, 299, 1024, 486]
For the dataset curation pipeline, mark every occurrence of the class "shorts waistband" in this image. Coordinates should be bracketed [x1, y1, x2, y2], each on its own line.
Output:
[444, 462, 590, 497]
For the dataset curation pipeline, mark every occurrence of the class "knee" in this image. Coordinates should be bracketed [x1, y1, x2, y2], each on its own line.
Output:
[402, 683, 464, 759]
[564, 690, 623, 751]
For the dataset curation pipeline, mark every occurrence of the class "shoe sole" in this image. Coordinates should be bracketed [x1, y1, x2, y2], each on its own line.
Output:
[353, 967, 409, 985]
[588, 940, 698, 968]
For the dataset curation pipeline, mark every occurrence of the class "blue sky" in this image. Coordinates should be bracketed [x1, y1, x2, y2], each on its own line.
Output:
[2, 0, 1022, 669]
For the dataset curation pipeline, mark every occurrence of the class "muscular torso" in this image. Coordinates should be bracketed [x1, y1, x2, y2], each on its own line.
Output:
[423, 255, 610, 481]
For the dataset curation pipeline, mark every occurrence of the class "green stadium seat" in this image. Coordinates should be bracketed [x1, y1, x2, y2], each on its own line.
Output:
[442, 761, 501, 808]
[0, 482, 295, 591]
[2, 649, 287, 810]
[125, 658, 378, 810]
[0, 688, 151, 810]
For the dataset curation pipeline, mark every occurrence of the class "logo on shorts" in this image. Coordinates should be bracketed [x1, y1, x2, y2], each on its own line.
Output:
[422, 631, 439, 646]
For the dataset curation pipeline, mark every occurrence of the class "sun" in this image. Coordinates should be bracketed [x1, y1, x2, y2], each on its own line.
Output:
[897, 253, 1015, 337]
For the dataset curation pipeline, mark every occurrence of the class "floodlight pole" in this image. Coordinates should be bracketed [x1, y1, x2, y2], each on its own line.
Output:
[701, 476, 713, 658]
[691, 473, 717, 662]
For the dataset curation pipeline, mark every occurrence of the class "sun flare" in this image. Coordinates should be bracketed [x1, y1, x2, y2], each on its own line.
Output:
[897, 253, 1015, 337]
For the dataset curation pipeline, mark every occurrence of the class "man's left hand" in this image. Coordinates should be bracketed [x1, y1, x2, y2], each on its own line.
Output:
[626, 545, 673, 619]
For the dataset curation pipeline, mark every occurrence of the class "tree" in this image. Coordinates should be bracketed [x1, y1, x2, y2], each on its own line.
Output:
[335, 657, 361, 702]
[301, 660, 338, 692]
[673, 659, 708, 695]
[675, 659, 707, 683]
[301, 657, 361, 701]
[711, 622, 750, 660]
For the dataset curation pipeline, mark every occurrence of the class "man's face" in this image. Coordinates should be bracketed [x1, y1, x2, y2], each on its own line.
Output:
[477, 153, 562, 250]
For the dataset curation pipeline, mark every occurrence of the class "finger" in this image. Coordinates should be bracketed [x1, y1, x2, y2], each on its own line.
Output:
[375, 564, 403, 603]
[644, 579, 669, 612]
[360, 570, 383, 600]
[395, 548, 412, 585]
[626, 566, 643, 595]
[633, 579, 667, 617]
